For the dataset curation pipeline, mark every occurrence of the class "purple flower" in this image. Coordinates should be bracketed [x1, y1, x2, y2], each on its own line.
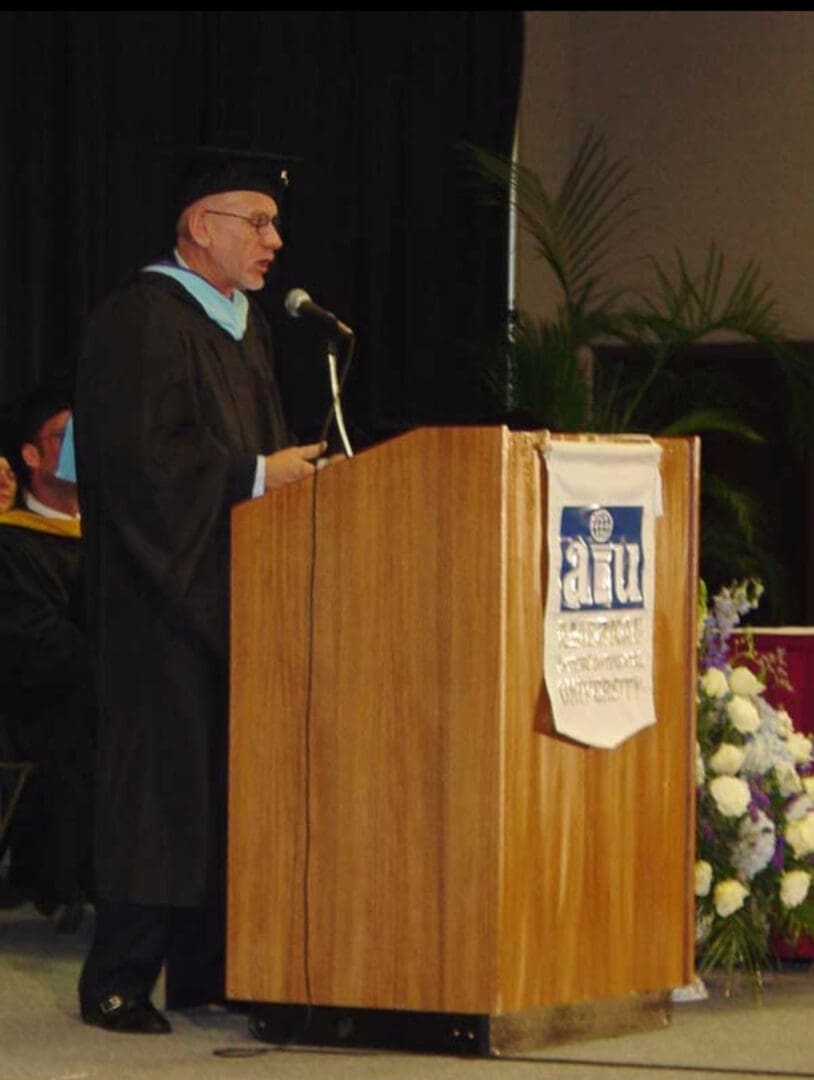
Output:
[750, 786, 771, 813]
[772, 835, 785, 871]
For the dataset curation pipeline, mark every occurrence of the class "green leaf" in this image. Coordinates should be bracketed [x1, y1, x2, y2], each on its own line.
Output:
[657, 410, 765, 440]
[697, 904, 769, 993]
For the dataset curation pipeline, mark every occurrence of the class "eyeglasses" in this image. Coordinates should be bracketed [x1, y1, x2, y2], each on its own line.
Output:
[205, 209, 279, 233]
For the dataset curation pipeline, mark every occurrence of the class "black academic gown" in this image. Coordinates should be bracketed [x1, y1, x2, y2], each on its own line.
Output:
[74, 271, 291, 907]
[0, 512, 95, 902]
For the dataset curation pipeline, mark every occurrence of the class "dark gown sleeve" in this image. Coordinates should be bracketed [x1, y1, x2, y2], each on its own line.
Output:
[0, 528, 88, 691]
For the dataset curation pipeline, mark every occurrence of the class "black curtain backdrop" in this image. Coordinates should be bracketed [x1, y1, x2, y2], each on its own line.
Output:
[0, 11, 523, 448]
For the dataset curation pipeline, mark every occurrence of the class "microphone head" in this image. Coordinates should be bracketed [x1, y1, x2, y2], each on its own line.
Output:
[285, 287, 311, 319]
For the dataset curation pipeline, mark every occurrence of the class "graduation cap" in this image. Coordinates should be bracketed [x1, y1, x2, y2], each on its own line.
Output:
[166, 144, 302, 225]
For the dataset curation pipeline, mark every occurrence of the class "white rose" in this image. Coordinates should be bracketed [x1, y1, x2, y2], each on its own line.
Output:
[775, 762, 803, 797]
[786, 794, 813, 822]
[803, 777, 814, 799]
[713, 879, 749, 917]
[726, 695, 761, 734]
[776, 708, 794, 737]
[732, 810, 776, 880]
[709, 743, 746, 776]
[709, 775, 751, 818]
[695, 860, 713, 897]
[786, 813, 814, 857]
[701, 667, 729, 699]
[787, 732, 813, 764]
[780, 869, 811, 909]
[742, 733, 774, 775]
[729, 666, 765, 697]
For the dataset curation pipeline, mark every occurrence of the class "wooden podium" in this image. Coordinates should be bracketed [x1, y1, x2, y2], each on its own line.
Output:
[227, 427, 700, 1053]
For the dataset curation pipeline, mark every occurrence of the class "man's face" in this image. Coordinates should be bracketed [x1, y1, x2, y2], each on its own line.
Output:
[30, 409, 71, 476]
[18, 407, 78, 513]
[200, 190, 283, 295]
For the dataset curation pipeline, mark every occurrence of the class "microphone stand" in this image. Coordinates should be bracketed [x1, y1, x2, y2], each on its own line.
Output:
[319, 334, 355, 458]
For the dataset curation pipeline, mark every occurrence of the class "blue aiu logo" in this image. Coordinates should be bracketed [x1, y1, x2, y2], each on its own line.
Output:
[559, 505, 644, 611]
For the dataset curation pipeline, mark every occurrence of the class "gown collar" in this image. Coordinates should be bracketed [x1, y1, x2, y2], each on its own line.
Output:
[142, 252, 249, 341]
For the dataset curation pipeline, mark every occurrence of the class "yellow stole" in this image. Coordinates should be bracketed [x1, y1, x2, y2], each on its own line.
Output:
[0, 508, 81, 539]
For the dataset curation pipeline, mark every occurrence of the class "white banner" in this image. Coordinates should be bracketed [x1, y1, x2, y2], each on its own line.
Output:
[543, 439, 663, 749]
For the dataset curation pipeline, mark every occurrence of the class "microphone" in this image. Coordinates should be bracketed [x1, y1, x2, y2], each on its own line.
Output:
[285, 288, 353, 338]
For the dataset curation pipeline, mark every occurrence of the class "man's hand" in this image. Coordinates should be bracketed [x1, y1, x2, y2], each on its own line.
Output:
[263, 442, 327, 492]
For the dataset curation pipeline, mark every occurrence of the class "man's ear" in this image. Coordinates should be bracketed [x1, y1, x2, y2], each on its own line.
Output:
[186, 204, 213, 248]
[20, 442, 40, 470]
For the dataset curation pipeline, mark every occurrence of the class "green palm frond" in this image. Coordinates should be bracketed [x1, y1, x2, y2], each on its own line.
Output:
[656, 409, 765, 440]
[463, 129, 640, 310]
[489, 311, 592, 431]
[699, 471, 791, 621]
[607, 245, 799, 431]
[702, 472, 763, 551]
[698, 904, 769, 992]
[632, 244, 782, 342]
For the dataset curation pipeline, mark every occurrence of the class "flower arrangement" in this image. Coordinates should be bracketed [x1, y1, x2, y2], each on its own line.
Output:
[695, 579, 814, 987]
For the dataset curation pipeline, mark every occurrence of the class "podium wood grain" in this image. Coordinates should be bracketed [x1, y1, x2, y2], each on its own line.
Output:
[227, 427, 699, 1017]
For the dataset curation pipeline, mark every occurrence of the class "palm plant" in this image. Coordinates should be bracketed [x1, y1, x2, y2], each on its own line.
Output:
[465, 130, 814, 618]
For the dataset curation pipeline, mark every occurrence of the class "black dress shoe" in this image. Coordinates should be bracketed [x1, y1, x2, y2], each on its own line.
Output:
[81, 993, 172, 1034]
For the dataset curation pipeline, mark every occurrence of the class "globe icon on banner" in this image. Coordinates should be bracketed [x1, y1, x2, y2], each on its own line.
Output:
[589, 507, 614, 543]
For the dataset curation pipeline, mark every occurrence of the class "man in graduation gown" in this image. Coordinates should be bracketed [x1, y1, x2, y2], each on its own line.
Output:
[0, 388, 93, 925]
[74, 148, 326, 1035]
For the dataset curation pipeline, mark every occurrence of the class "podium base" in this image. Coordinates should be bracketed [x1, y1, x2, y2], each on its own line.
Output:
[489, 990, 672, 1053]
[246, 991, 672, 1057]
[248, 1003, 489, 1056]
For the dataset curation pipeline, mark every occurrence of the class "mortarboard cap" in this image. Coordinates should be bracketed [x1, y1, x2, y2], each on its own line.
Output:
[168, 144, 301, 223]
[5, 384, 72, 450]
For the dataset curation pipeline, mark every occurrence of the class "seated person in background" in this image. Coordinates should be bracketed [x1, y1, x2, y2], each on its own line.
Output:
[0, 451, 18, 512]
[0, 386, 94, 929]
